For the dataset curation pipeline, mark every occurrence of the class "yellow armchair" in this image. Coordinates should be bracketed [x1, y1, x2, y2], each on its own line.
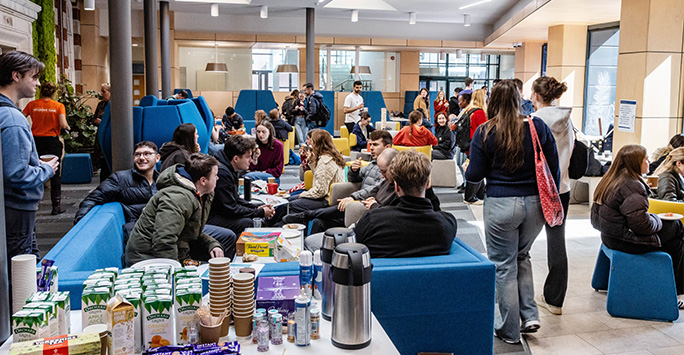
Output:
[648, 198, 684, 222]
[340, 126, 349, 140]
[279, 139, 289, 170]
[288, 127, 295, 151]
[394, 145, 432, 158]
[333, 137, 350, 156]
[304, 170, 314, 190]
[349, 133, 357, 150]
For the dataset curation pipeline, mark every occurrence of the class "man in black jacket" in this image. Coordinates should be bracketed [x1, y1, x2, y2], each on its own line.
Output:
[207, 135, 275, 235]
[354, 150, 457, 258]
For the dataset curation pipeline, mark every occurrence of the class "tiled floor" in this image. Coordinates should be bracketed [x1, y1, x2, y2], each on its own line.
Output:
[469, 203, 684, 354]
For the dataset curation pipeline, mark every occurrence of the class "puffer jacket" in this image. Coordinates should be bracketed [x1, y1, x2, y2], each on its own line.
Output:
[74, 168, 158, 224]
[300, 154, 344, 201]
[125, 165, 221, 266]
[591, 178, 662, 250]
[657, 170, 684, 202]
[348, 160, 383, 200]
[159, 142, 190, 172]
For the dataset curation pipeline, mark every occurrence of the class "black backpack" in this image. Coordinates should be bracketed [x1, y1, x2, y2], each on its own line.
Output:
[453, 108, 480, 151]
[312, 96, 331, 127]
[568, 138, 591, 179]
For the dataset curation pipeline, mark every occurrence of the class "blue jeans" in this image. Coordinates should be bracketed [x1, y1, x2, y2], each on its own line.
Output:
[295, 116, 308, 146]
[244, 171, 279, 184]
[455, 146, 466, 184]
[484, 195, 545, 342]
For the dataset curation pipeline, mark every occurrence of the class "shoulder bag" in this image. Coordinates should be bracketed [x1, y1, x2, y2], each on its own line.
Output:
[529, 117, 564, 226]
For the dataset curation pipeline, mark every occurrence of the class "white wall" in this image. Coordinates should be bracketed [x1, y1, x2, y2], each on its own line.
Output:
[178, 46, 252, 91]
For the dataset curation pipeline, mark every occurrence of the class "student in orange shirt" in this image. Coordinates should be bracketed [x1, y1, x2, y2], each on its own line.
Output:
[23, 82, 70, 215]
[393, 110, 438, 147]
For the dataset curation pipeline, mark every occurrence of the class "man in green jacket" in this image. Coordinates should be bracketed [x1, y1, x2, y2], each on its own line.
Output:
[125, 153, 229, 266]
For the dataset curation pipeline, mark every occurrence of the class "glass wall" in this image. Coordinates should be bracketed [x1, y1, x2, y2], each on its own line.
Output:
[418, 53, 513, 95]
[583, 27, 619, 136]
[319, 50, 398, 92]
[252, 49, 299, 92]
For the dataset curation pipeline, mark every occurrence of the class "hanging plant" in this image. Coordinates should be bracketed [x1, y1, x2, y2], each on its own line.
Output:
[31, 0, 57, 84]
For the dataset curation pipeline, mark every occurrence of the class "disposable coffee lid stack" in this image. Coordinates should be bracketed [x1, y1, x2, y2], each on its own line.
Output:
[300, 250, 312, 267]
[313, 250, 321, 265]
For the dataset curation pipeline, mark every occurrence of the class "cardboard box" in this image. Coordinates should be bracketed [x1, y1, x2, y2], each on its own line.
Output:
[256, 276, 300, 318]
[236, 231, 281, 256]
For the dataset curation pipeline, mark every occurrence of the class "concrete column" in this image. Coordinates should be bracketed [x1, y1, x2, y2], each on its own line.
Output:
[108, 0, 134, 171]
[514, 42, 543, 100]
[144, 0, 159, 97]
[546, 25, 587, 129]
[305, 8, 315, 85]
[613, 0, 684, 153]
[160, 1, 171, 98]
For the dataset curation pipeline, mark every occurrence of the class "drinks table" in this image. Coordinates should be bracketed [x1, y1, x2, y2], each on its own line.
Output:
[0, 310, 398, 354]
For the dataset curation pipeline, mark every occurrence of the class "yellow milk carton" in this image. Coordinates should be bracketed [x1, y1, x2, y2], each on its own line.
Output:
[107, 294, 135, 355]
[142, 295, 174, 349]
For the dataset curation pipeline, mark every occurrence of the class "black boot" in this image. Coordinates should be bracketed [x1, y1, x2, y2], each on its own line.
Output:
[51, 190, 66, 215]
[282, 211, 309, 224]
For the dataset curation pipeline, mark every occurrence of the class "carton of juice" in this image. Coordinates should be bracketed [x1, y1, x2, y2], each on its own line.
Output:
[119, 291, 143, 354]
[107, 294, 135, 355]
[25, 291, 51, 304]
[82, 287, 111, 328]
[174, 288, 201, 345]
[49, 291, 71, 335]
[23, 302, 57, 337]
[142, 295, 174, 349]
[12, 310, 46, 342]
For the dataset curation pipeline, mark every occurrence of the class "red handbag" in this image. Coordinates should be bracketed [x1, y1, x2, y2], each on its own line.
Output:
[528, 117, 564, 227]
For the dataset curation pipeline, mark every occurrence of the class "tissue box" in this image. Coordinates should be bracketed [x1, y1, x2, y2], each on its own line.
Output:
[236, 231, 281, 257]
[256, 276, 300, 316]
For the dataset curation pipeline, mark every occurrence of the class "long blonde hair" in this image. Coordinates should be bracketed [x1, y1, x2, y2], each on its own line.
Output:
[593, 144, 647, 204]
[654, 147, 684, 176]
[466, 88, 487, 113]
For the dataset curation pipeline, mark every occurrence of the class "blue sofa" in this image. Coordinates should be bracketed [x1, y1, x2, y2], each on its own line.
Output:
[174, 88, 194, 99]
[359, 91, 387, 127]
[43, 203, 125, 310]
[259, 238, 495, 355]
[234, 90, 278, 124]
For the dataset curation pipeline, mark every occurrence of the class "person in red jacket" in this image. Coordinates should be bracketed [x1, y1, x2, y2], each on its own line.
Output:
[463, 88, 488, 204]
[393, 110, 439, 147]
[433, 90, 449, 120]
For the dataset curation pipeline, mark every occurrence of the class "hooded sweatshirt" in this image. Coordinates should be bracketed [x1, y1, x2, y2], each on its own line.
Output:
[533, 106, 573, 194]
[159, 142, 190, 172]
[0, 93, 54, 211]
[392, 124, 439, 147]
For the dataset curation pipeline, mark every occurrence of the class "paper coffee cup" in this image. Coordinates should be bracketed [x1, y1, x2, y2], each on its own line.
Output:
[39, 154, 57, 162]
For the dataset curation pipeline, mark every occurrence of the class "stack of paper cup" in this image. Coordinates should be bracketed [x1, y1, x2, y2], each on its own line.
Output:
[208, 257, 231, 336]
[12, 254, 37, 313]
[232, 273, 255, 337]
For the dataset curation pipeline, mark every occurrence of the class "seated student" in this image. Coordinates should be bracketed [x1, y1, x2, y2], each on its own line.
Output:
[591, 144, 684, 308]
[650, 134, 684, 175]
[222, 106, 244, 131]
[268, 108, 293, 141]
[393, 110, 438, 147]
[432, 112, 453, 160]
[166, 90, 188, 100]
[353, 150, 457, 258]
[160, 123, 200, 172]
[269, 129, 345, 225]
[246, 121, 284, 182]
[255, 109, 268, 126]
[208, 135, 275, 236]
[351, 112, 375, 152]
[655, 147, 684, 202]
[125, 153, 236, 266]
[283, 130, 393, 231]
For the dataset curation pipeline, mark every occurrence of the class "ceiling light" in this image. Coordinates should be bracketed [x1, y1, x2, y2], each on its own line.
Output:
[276, 64, 298, 73]
[409, 12, 416, 25]
[464, 14, 471, 27]
[351, 9, 358, 22]
[260, 5, 268, 18]
[350, 66, 371, 75]
[459, 0, 491, 10]
[84, 0, 95, 10]
[206, 35, 228, 73]
[211, 3, 219, 17]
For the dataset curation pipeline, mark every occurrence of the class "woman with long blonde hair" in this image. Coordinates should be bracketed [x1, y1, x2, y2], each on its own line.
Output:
[592, 144, 684, 308]
[654, 147, 684, 201]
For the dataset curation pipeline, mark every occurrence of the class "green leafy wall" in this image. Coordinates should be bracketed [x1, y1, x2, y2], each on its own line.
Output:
[31, 0, 57, 84]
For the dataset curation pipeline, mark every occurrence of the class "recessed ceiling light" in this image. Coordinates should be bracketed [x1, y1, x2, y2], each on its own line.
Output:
[459, 0, 491, 10]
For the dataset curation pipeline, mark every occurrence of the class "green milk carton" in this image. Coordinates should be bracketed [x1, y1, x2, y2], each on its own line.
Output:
[82, 287, 111, 328]
[12, 310, 47, 342]
[49, 291, 71, 335]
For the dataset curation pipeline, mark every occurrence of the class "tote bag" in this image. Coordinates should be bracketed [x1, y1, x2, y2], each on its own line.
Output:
[528, 118, 564, 226]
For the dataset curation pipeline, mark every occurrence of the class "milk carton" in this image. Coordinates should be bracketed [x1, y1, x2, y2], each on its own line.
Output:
[142, 295, 174, 349]
[107, 294, 135, 355]
[174, 288, 201, 345]
[82, 287, 111, 328]
[23, 302, 57, 337]
[25, 291, 51, 304]
[119, 291, 143, 354]
[49, 292, 71, 335]
[12, 310, 46, 342]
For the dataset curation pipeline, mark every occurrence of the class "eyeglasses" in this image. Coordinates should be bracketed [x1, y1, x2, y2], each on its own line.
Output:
[134, 152, 155, 158]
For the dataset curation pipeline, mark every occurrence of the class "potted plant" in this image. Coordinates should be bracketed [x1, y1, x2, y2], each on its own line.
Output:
[57, 76, 99, 154]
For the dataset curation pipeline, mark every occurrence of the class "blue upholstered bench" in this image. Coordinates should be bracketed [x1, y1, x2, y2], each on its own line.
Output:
[44, 203, 125, 310]
[61, 153, 93, 184]
[259, 238, 495, 354]
[592, 243, 679, 321]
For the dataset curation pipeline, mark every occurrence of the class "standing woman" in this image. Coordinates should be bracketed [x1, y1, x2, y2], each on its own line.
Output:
[466, 80, 559, 343]
[433, 90, 449, 120]
[293, 91, 309, 146]
[529, 76, 571, 315]
[592, 145, 684, 308]
[23, 82, 71, 215]
[246, 121, 284, 182]
[413, 88, 429, 117]
[462, 88, 488, 204]
[159, 123, 199, 172]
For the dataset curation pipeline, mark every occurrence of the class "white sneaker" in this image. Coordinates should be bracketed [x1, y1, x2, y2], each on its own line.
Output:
[536, 295, 562, 315]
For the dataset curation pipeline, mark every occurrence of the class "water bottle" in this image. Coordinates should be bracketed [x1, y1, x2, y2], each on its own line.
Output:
[244, 177, 252, 201]
[300, 251, 313, 298]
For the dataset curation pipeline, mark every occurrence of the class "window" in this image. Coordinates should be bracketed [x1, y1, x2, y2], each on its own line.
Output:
[418, 53, 509, 95]
[319, 50, 398, 92]
[583, 26, 619, 136]
[252, 49, 299, 92]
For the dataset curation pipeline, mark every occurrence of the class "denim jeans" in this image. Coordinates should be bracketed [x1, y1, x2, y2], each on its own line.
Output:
[295, 116, 308, 146]
[244, 171, 280, 184]
[484, 195, 545, 342]
[455, 146, 467, 184]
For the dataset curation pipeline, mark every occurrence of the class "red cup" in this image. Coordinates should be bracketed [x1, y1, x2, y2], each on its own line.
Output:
[267, 183, 278, 195]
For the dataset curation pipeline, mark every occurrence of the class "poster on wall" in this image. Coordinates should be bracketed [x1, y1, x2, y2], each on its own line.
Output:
[617, 100, 637, 133]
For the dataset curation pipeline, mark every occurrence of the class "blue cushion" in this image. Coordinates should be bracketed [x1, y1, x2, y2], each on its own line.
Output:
[174, 88, 193, 99]
[359, 91, 387, 126]
[141, 105, 183, 150]
[138, 95, 158, 107]
[234, 90, 257, 122]
[256, 91, 278, 114]
[191, 96, 215, 136]
[61, 153, 92, 184]
[318, 90, 336, 136]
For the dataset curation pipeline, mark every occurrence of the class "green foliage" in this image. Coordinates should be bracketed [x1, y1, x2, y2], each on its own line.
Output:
[57, 76, 98, 153]
[31, 0, 56, 84]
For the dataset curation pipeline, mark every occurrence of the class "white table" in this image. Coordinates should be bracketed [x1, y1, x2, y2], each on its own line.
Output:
[0, 310, 398, 355]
